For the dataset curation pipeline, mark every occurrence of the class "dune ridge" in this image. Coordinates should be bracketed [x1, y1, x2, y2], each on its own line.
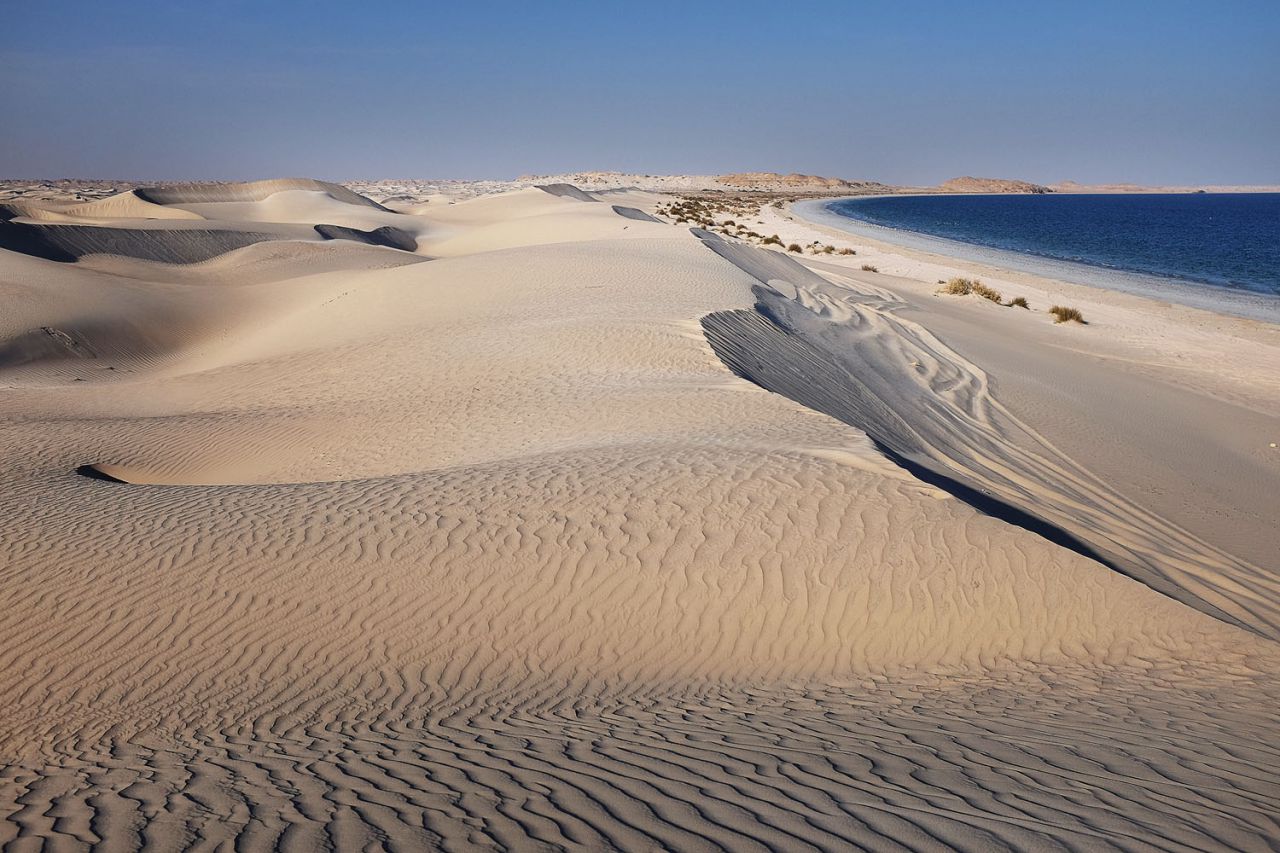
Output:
[134, 177, 391, 211]
[313, 222, 420, 251]
[0, 221, 281, 264]
[63, 190, 207, 221]
[697, 232, 1279, 641]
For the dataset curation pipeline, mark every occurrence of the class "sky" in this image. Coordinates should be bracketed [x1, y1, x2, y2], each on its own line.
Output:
[2, 0, 1278, 185]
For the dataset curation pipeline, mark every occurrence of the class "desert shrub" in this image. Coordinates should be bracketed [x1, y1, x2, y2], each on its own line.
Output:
[839, 248, 856, 255]
[724, 220, 735, 226]
[861, 264, 879, 272]
[941, 277, 974, 295]
[1050, 305, 1086, 324]
[787, 243, 803, 253]
[1007, 296, 1029, 309]
[971, 282, 1003, 303]
[821, 245, 835, 254]
[762, 235, 783, 246]
[745, 231, 761, 238]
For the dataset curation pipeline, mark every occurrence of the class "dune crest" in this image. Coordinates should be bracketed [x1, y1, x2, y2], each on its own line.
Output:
[697, 233, 1280, 640]
[134, 177, 391, 210]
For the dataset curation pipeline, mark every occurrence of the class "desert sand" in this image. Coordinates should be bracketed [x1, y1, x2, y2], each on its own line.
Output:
[0, 178, 1277, 850]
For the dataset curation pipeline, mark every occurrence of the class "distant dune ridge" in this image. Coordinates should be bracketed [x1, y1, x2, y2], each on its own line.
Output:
[134, 177, 393, 210]
[312, 222, 420, 251]
[0, 177, 1277, 849]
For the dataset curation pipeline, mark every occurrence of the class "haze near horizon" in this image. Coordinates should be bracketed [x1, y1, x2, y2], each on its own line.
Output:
[2, 0, 1278, 185]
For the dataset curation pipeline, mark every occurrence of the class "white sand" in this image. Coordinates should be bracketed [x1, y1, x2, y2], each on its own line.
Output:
[0, 181, 1276, 850]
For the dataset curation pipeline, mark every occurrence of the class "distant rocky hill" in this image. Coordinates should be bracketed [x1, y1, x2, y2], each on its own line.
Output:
[514, 171, 890, 194]
[935, 176, 1053, 194]
[1051, 179, 1280, 194]
[716, 172, 889, 192]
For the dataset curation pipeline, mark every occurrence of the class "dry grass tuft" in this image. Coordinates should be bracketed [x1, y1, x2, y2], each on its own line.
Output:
[838, 248, 856, 255]
[787, 243, 803, 253]
[762, 235, 783, 247]
[941, 277, 1003, 303]
[1007, 296, 1030, 309]
[1050, 305, 1086, 324]
[972, 282, 1003, 303]
[861, 264, 879, 272]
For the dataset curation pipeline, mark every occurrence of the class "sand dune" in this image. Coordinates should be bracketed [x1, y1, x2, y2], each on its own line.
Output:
[0, 221, 282, 263]
[313, 222, 420, 251]
[0, 238, 426, 386]
[63, 190, 206, 221]
[611, 204, 661, 222]
[134, 177, 391, 210]
[0, 179, 1276, 849]
[698, 233, 1279, 640]
[535, 182, 601, 201]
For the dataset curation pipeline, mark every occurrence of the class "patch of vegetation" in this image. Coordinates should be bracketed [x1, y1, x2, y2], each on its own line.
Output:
[1007, 296, 1029, 309]
[838, 248, 856, 255]
[762, 235, 783, 247]
[787, 243, 803, 253]
[861, 264, 879, 272]
[941, 277, 1003, 303]
[971, 282, 1003, 303]
[1050, 305, 1086, 324]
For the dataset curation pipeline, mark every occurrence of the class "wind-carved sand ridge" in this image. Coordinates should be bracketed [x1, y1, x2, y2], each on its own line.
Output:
[0, 179, 1277, 850]
[696, 232, 1280, 641]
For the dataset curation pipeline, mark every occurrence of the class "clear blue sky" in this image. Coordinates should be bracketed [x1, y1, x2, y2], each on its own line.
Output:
[2, 0, 1277, 184]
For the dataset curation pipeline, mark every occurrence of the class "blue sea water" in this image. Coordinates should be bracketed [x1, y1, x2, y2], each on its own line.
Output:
[826, 193, 1280, 297]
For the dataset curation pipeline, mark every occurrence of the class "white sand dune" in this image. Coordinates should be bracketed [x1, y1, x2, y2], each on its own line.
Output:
[169, 188, 425, 234]
[697, 232, 1280, 641]
[63, 190, 206, 221]
[0, 221, 284, 263]
[0, 180, 1276, 850]
[134, 177, 391, 210]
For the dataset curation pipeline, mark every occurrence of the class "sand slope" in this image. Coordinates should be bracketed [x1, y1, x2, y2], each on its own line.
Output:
[0, 181, 1276, 850]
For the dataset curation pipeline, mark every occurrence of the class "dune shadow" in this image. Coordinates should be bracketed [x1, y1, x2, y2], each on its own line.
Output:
[75, 464, 129, 483]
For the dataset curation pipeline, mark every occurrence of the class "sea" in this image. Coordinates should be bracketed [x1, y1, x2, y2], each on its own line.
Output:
[806, 193, 1280, 322]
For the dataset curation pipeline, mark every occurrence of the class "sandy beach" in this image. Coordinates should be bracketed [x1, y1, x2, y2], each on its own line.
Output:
[1, 178, 1277, 850]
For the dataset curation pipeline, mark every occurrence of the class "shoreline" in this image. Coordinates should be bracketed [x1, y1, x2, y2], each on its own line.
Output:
[769, 192, 1280, 575]
[793, 196, 1280, 325]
